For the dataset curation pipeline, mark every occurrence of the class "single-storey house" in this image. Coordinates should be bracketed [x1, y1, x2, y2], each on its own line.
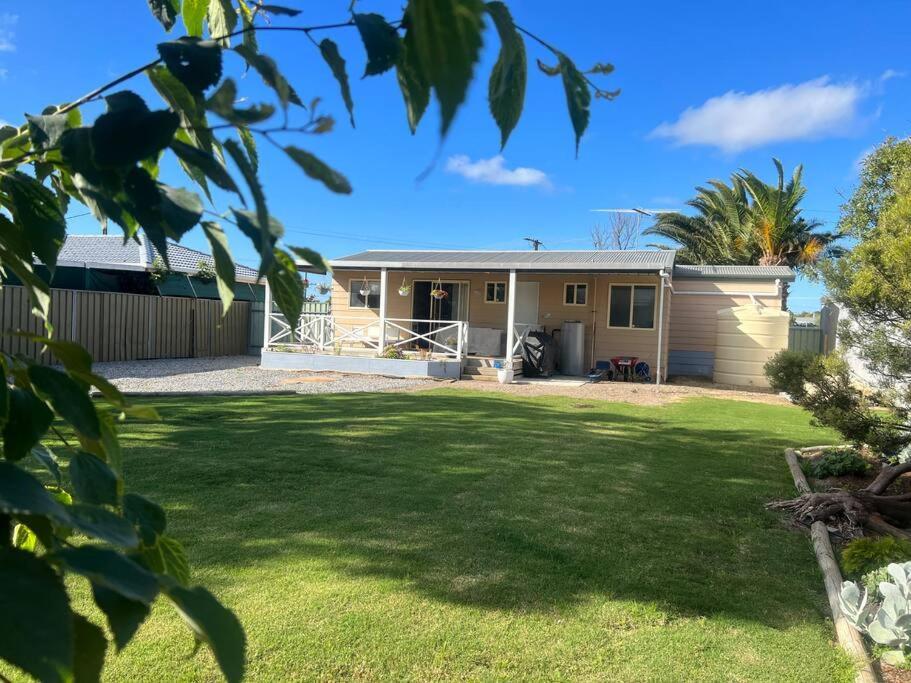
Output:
[12, 234, 267, 301]
[262, 249, 794, 384]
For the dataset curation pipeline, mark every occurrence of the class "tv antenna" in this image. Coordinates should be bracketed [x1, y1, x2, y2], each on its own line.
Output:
[524, 237, 544, 251]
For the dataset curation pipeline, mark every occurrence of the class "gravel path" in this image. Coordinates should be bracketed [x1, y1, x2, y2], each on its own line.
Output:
[91, 356, 433, 395]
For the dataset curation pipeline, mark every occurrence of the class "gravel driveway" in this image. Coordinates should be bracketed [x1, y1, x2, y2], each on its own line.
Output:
[91, 356, 433, 395]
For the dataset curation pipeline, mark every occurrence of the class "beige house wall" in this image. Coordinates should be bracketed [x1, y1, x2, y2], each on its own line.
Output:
[331, 270, 671, 377]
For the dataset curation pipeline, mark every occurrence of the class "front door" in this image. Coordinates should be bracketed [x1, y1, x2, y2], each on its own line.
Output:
[411, 281, 468, 348]
[514, 281, 539, 326]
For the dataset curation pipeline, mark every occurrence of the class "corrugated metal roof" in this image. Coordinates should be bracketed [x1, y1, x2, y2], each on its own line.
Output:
[330, 249, 676, 272]
[54, 235, 260, 281]
[672, 264, 795, 282]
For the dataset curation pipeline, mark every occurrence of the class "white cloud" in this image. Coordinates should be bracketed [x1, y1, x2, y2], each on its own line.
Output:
[880, 69, 904, 83]
[445, 155, 551, 188]
[0, 14, 16, 52]
[650, 77, 866, 152]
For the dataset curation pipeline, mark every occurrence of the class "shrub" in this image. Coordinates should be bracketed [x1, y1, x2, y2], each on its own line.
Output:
[804, 448, 870, 479]
[842, 562, 911, 666]
[764, 349, 818, 399]
[380, 345, 405, 360]
[862, 566, 892, 598]
[842, 537, 911, 577]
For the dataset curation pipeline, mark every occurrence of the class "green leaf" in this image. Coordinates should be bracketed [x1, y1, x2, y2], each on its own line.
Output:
[0, 234, 52, 320]
[67, 504, 139, 548]
[289, 246, 328, 274]
[31, 444, 62, 484]
[92, 584, 150, 652]
[0, 171, 66, 271]
[395, 22, 430, 134]
[283, 146, 352, 194]
[207, 0, 237, 46]
[224, 139, 270, 271]
[0, 461, 69, 522]
[170, 139, 242, 198]
[69, 452, 119, 506]
[238, 126, 258, 171]
[0, 547, 73, 683]
[28, 366, 101, 440]
[231, 209, 283, 278]
[26, 113, 69, 149]
[166, 585, 246, 683]
[267, 248, 303, 332]
[124, 168, 204, 260]
[404, 0, 485, 136]
[98, 414, 124, 476]
[182, 0, 207, 36]
[485, 2, 526, 150]
[318, 39, 355, 127]
[142, 534, 190, 585]
[238, 0, 258, 54]
[72, 613, 107, 683]
[207, 79, 275, 125]
[147, 65, 216, 155]
[233, 45, 303, 109]
[91, 93, 180, 168]
[556, 53, 590, 156]
[201, 221, 236, 311]
[354, 13, 401, 77]
[259, 4, 300, 16]
[158, 37, 223, 93]
[147, 0, 180, 31]
[2, 387, 54, 461]
[536, 58, 561, 76]
[55, 546, 159, 604]
[123, 493, 167, 546]
[27, 336, 92, 374]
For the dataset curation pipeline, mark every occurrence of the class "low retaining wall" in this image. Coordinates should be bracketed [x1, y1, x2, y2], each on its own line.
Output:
[261, 350, 461, 379]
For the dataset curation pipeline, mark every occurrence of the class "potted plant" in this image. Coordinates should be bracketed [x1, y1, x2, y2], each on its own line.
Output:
[495, 359, 513, 384]
[398, 277, 411, 297]
[316, 281, 331, 296]
[430, 280, 448, 299]
[359, 278, 371, 297]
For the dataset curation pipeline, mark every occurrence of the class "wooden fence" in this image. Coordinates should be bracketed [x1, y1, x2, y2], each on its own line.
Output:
[1, 285, 251, 363]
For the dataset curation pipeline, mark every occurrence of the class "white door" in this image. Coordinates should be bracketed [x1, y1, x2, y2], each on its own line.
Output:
[514, 282, 539, 326]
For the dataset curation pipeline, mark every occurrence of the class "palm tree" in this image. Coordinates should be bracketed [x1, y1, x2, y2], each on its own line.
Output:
[645, 159, 840, 269]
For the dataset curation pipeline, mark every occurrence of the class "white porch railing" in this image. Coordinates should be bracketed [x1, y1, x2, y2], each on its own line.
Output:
[267, 312, 468, 359]
[511, 323, 535, 355]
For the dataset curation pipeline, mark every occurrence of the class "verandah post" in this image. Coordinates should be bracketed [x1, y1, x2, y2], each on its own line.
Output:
[379, 267, 388, 353]
[505, 269, 517, 365]
[262, 281, 272, 350]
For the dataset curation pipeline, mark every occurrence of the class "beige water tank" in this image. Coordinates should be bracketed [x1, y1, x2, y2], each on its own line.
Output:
[713, 304, 790, 387]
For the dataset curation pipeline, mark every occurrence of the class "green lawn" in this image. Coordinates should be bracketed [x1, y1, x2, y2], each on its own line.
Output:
[78, 391, 853, 681]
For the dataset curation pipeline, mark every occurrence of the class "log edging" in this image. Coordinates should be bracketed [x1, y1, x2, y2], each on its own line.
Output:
[784, 447, 879, 683]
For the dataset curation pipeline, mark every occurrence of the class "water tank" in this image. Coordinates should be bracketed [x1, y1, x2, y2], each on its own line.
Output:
[560, 321, 586, 376]
[713, 304, 789, 387]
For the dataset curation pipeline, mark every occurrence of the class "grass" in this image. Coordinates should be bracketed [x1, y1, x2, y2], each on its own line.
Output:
[75, 390, 852, 681]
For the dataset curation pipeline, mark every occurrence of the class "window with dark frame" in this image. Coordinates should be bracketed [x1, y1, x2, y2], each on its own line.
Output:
[485, 281, 506, 303]
[608, 284, 656, 329]
[349, 280, 380, 309]
[564, 283, 587, 306]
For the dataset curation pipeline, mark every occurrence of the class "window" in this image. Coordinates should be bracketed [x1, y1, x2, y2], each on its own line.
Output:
[564, 283, 587, 306]
[485, 281, 506, 303]
[608, 284, 656, 329]
[349, 279, 380, 309]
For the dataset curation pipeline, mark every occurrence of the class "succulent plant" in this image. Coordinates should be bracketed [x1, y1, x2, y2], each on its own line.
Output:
[841, 561, 911, 665]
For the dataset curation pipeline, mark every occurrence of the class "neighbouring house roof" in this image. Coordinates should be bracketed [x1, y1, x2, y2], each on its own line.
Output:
[54, 235, 261, 282]
[672, 264, 795, 282]
[330, 249, 677, 272]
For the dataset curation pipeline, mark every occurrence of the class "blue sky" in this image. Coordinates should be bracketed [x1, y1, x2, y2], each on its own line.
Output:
[2, 2, 910, 310]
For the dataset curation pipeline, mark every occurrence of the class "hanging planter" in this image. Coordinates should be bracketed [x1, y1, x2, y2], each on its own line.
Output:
[429, 279, 448, 300]
[397, 276, 411, 297]
[316, 282, 331, 296]
[359, 277, 371, 297]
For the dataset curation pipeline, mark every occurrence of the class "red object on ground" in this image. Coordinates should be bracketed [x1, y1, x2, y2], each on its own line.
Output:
[610, 356, 639, 382]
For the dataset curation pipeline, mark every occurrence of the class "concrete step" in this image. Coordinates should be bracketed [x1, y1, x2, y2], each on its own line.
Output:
[458, 373, 502, 382]
[463, 356, 523, 369]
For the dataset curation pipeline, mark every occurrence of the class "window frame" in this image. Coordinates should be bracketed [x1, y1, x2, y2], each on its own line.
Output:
[563, 282, 588, 306]
[607, 283, 657, 330]
[348, 278, 381, 310]
[484, 281, 507, 304]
